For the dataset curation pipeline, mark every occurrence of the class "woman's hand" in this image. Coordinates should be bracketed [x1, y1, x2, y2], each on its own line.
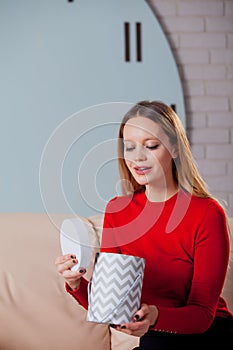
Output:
[114, 304, 158, 337]
[55, 254, 86, 290]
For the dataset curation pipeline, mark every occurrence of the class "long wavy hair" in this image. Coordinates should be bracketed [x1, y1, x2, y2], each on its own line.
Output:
[118, 100, 211, 198]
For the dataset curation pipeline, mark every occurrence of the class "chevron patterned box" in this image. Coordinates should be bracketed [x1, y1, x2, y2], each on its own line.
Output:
[87, 252, 145, 325]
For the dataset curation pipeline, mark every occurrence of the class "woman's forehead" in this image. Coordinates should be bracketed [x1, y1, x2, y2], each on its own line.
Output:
[123, 116, 165, 140]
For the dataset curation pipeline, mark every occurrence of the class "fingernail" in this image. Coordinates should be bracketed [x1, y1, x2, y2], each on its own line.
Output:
[121, 325, 126, 329]
[79, 268, 86, 273]
[70, 255, 75, 259]
[73, 259, 76, 263]
[134, 314, 140, 321]
[110, 324, 117, 329]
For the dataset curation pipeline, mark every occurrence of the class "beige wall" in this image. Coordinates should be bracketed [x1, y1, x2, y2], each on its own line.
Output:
[148, 0, 233, 216]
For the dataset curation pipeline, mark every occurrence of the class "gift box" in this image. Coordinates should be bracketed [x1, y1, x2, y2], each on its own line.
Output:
[87, 252, 145, 325]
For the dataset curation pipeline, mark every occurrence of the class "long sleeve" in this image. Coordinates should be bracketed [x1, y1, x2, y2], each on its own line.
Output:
[146, 202, 231, 334]
[65, 278, 89, 310]
[65, 191, 232, 334]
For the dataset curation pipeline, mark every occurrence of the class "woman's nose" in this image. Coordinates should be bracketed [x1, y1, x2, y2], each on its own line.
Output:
[134, 145, 147, 161]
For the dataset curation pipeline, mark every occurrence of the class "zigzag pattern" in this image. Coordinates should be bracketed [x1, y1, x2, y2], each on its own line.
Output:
[87, 253, 145, 324]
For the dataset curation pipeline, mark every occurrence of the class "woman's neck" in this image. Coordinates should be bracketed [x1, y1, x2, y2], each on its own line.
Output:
[145, 183, 178, 203]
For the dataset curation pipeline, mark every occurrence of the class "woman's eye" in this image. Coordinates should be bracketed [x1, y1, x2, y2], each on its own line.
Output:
[123, 143, 135, 152]
[146, 144, 159, 150]
[124, 146, 135, 152]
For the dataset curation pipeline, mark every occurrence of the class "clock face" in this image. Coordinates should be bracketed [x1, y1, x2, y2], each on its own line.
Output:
[0, 0, 185, 215]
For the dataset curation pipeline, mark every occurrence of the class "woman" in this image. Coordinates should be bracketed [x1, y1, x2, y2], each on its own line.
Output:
[55, 101, 233, 348]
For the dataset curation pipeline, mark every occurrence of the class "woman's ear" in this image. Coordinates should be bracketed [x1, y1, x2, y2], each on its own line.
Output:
[171, 146, 179, 159]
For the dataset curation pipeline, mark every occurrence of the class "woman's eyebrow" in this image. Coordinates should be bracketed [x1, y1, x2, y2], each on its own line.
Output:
[123, 137, 160, 142]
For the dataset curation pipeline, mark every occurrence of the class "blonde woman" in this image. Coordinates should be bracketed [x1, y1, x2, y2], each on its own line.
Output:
[56, 101, 233, 348]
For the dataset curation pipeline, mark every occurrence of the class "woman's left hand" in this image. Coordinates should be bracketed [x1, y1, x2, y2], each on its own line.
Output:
[114, 303, 158, 337]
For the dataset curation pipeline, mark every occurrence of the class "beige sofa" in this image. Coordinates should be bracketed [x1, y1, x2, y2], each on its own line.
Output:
[0, 213, 232, 350]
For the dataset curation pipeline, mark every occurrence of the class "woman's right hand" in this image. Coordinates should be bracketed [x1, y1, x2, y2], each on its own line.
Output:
[55, 254, 86, 290]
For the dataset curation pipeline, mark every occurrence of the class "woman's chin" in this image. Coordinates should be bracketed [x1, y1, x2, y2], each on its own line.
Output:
[134, 177, 149, 186]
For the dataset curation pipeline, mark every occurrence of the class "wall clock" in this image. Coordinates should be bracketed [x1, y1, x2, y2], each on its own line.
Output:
[0, 0, 185, 215]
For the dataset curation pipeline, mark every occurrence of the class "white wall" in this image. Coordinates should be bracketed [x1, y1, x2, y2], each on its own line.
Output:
[148, 0, 233, 216]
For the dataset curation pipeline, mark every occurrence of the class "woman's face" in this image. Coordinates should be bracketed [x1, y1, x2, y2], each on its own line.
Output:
[123, 116, 177, 189]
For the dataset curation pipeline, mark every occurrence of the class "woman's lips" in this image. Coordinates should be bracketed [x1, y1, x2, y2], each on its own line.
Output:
[134, 166, 152, 175]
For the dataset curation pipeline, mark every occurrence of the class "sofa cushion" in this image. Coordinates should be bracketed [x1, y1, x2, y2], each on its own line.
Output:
[0, 213, 110, 350]
[1, 212, 232, 350]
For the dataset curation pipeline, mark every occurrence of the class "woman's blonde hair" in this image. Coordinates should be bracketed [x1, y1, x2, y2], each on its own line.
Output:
[118, 100, 212, 198]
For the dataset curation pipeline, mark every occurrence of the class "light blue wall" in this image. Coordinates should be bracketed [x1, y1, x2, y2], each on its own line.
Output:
[0, 0, 185, 215]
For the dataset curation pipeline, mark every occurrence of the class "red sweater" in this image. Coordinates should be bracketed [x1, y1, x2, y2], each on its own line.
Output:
[67, 190, 232, 334]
